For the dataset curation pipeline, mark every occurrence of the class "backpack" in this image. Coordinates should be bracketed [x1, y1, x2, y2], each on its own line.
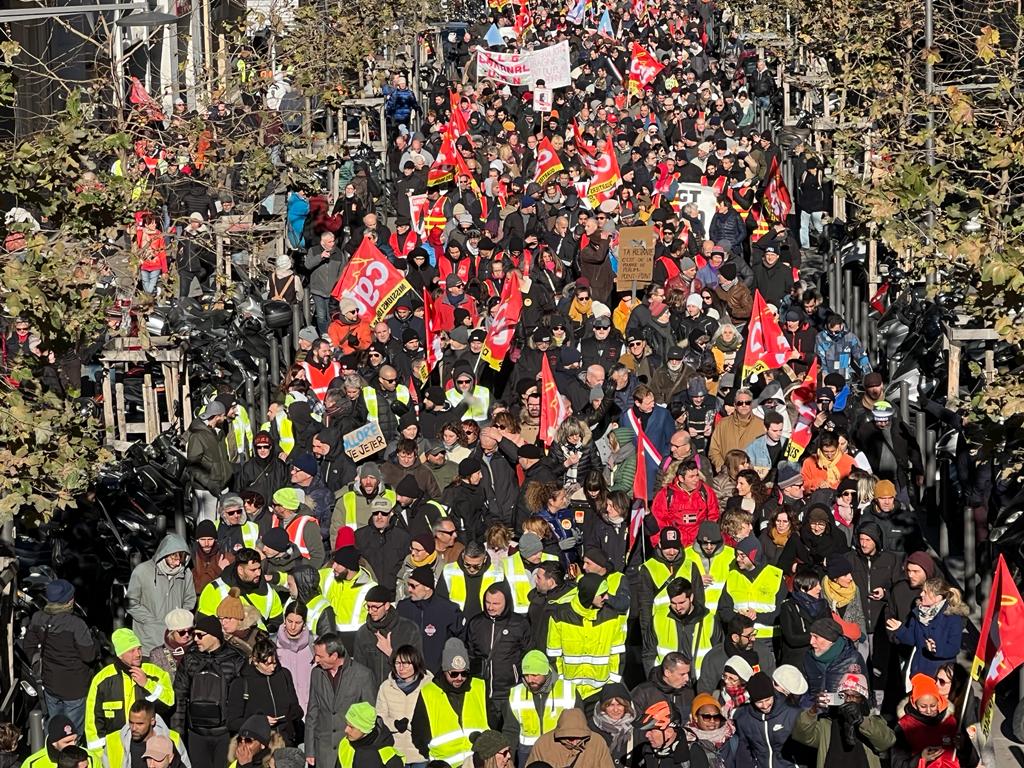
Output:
[188, 661, 227, 729]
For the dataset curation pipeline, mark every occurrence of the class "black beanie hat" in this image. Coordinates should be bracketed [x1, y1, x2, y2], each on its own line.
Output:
[809, 617, 842, 643]
[746, 671, 775, 702]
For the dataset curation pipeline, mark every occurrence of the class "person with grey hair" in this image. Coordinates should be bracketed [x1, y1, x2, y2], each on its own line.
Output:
[186, 399, 232, 523]
[306, 632, 376, 768]
[708, 387, 766, 472]
[215, 493, 260, 553]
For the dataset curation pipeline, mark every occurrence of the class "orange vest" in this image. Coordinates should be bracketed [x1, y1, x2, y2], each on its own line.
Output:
[301, 360, 340, 399]
[273, 514, 318, 558]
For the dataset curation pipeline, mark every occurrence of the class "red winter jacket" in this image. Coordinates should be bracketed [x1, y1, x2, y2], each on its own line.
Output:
[650, 479, 720, 547]
[896, 709, 959, 767]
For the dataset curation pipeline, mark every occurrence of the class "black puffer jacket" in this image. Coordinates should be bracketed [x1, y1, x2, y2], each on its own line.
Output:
[226, 661, 303, 744]
[23, 604, 98, 699]
[465, 582, 532, 699]
[546, 438, 601, 488]
[355, 519, 411, 592]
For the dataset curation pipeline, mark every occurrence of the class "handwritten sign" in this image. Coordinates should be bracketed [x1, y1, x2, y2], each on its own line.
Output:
[343, 422, 386, 461]
[615, 226, 656, 286]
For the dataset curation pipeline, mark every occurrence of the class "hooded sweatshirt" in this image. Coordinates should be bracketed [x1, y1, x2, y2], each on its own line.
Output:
[127, 533, 197, 653]
[527, 709, 614, 768]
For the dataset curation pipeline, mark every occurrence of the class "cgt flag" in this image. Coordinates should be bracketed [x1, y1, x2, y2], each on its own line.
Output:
[782, 359, 818, 463]
[538, 354, 567, 446]
[741, 289, 792, 381]
[331, 239, 412, 322]
[763, 155, 793, 221]
[481, 272, 523, 370]
[972, 554, 1024, 736]
[533, 136, 565, 185]
[627, 42, 663, 96]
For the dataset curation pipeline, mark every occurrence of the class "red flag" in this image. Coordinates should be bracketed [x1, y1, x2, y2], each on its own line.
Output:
[627, 42, 663, 96]
[448, 92, 470, 140]
[423, 290, 443, 372]
[973, 555, 1024, 736]
[763, 155, 793, 221]
[782, 359, 819, 463]
[538, 355, 567, 447]
[330, 239, 412, 322]
[571, 121, 598, 163]
[481, 272, 522, 370]
[533, 136, 565, 185]
[129, 76, 165, 122]
[741, 290, 792, 381]
[427, 131, 458, 187]
[585, 148, 622, 208]
[408, 375, 420, 415]
[453, 152, 488, 220]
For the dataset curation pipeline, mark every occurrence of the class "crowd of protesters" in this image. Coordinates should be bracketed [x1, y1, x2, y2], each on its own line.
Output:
[3, 0, 983, 766]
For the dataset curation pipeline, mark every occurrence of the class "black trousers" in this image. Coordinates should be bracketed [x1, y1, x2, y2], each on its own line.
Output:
[187, 730, 229, 768]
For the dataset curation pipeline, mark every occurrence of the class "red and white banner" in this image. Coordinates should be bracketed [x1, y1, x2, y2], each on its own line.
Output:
[533, 136, 564, 185]
[481, 272, 522, 370]
[475, 40, 572, 89]
[741, 289, 792, 380]
[408, 193, 428, 237]
[627, 42, 663, 95]
[331, 239, 412, 322]
[783, 359, 818, 463]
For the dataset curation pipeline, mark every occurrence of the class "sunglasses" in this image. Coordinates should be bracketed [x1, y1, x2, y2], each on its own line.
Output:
[194, 631, 207, 640]
[238, 737, 261, 745]
[371, 509, 391, 517]
[735, 400, 753, 406]
[436, 529, 457, 537]
[255, 444, 272, 450]
[448, 671, 469, 678]
[381, 377, 398, 384]
[698, 712, 723, 721]
[629, 341, 644, 347]
[456, 378, 472, 385]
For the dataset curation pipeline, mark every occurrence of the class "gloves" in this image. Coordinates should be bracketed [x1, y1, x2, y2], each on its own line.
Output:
[558, 533, 580, 551]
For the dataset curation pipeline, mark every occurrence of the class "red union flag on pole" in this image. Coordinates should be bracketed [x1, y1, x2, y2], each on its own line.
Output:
[481, 272, 523, 370]
[427, 130, 458, 187]
[538, 354, 567, 446]
[741, 289, 792, 381]
[763, 155, 793, 221]
[422, 289, 443, 372]
[533, 136, 565, 185]
[782, 359, 818, 463]
[585, 149, 622, 208]
[627, 42, 663, 96]
[972, 554, 1024, 736]
[330, 239, 412, 322]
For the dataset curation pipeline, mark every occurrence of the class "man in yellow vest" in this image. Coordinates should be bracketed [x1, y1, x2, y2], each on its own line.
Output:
[20, 715, 79, 768]
[260, 400, 295, 460]
[444, 365, 491, 423]
[504, 533, 554, 615]
[682, 521, 735, 617]
[649, 577, 723, 678]
[638, 527, 691, 673]
[100, 700, 188, 768]
[84, 629, 174, 752]
[439, 541, 505, 621]
[410, 638, 489, 767]
[718, 536, 785, 673]
[502, 650, 578, 761]
[319, 546, 377, 656]
[546, 573, 627, 701]
[337, 703, 403, 768]
[581, 548, 630, 617]
[198, 548, 283, 629]
[331, 463, 397, 542]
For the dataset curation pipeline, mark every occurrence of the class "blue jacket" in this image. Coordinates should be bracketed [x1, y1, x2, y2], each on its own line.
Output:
[800, 636, 866, 707]
[815, 329, 871, 381]
[708, 208, 746, 254]
[620, 404, 674, 483]
[286, 191, 310, 249]
[734, 696, 801, 768]
[894, 605, 964, 677]
[385, 89, 419, 124]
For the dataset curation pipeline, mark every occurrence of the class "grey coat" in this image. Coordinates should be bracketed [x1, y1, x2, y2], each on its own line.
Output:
[127, 533, 197, 653]
[305, 658, 377, 768]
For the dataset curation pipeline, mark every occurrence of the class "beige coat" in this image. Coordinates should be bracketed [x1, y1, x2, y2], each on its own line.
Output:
[527, 709, 614, 768]
[375, 670, 434, 763]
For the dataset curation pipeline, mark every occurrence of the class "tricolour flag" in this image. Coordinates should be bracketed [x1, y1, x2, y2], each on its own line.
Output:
[566, 0, 586, 25]
[741, 289, 792, 381]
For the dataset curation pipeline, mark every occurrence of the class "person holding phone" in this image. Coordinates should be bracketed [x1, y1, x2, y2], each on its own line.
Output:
[227, 637, 303, 746]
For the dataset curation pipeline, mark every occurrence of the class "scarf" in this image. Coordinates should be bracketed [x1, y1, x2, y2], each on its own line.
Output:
[792, 590, 829, 620]
[367, 606, 399, 634]
[769, 526, 791, 547]
[834, 504, 855, 528]
[394, 672, 422, 694]
[815, 449, 843, 488]
[162, 629, 192, 660]
[811, 636, 845, 668]
[685, 719, 735, 751]
[411, 550, 437, 568]
[592, 709, 634, 755]
[568, 297, 593, 322]
[712, 334, 742, 354]
[916, 598, 946, 626]
[823, 576, 858, 609]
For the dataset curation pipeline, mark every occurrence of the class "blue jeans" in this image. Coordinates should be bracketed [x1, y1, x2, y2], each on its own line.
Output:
[312, 294, 332, 334]
[141, 269, 161, 294]
[43, 690, 86, 736]
[800, 210, 825, 249]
